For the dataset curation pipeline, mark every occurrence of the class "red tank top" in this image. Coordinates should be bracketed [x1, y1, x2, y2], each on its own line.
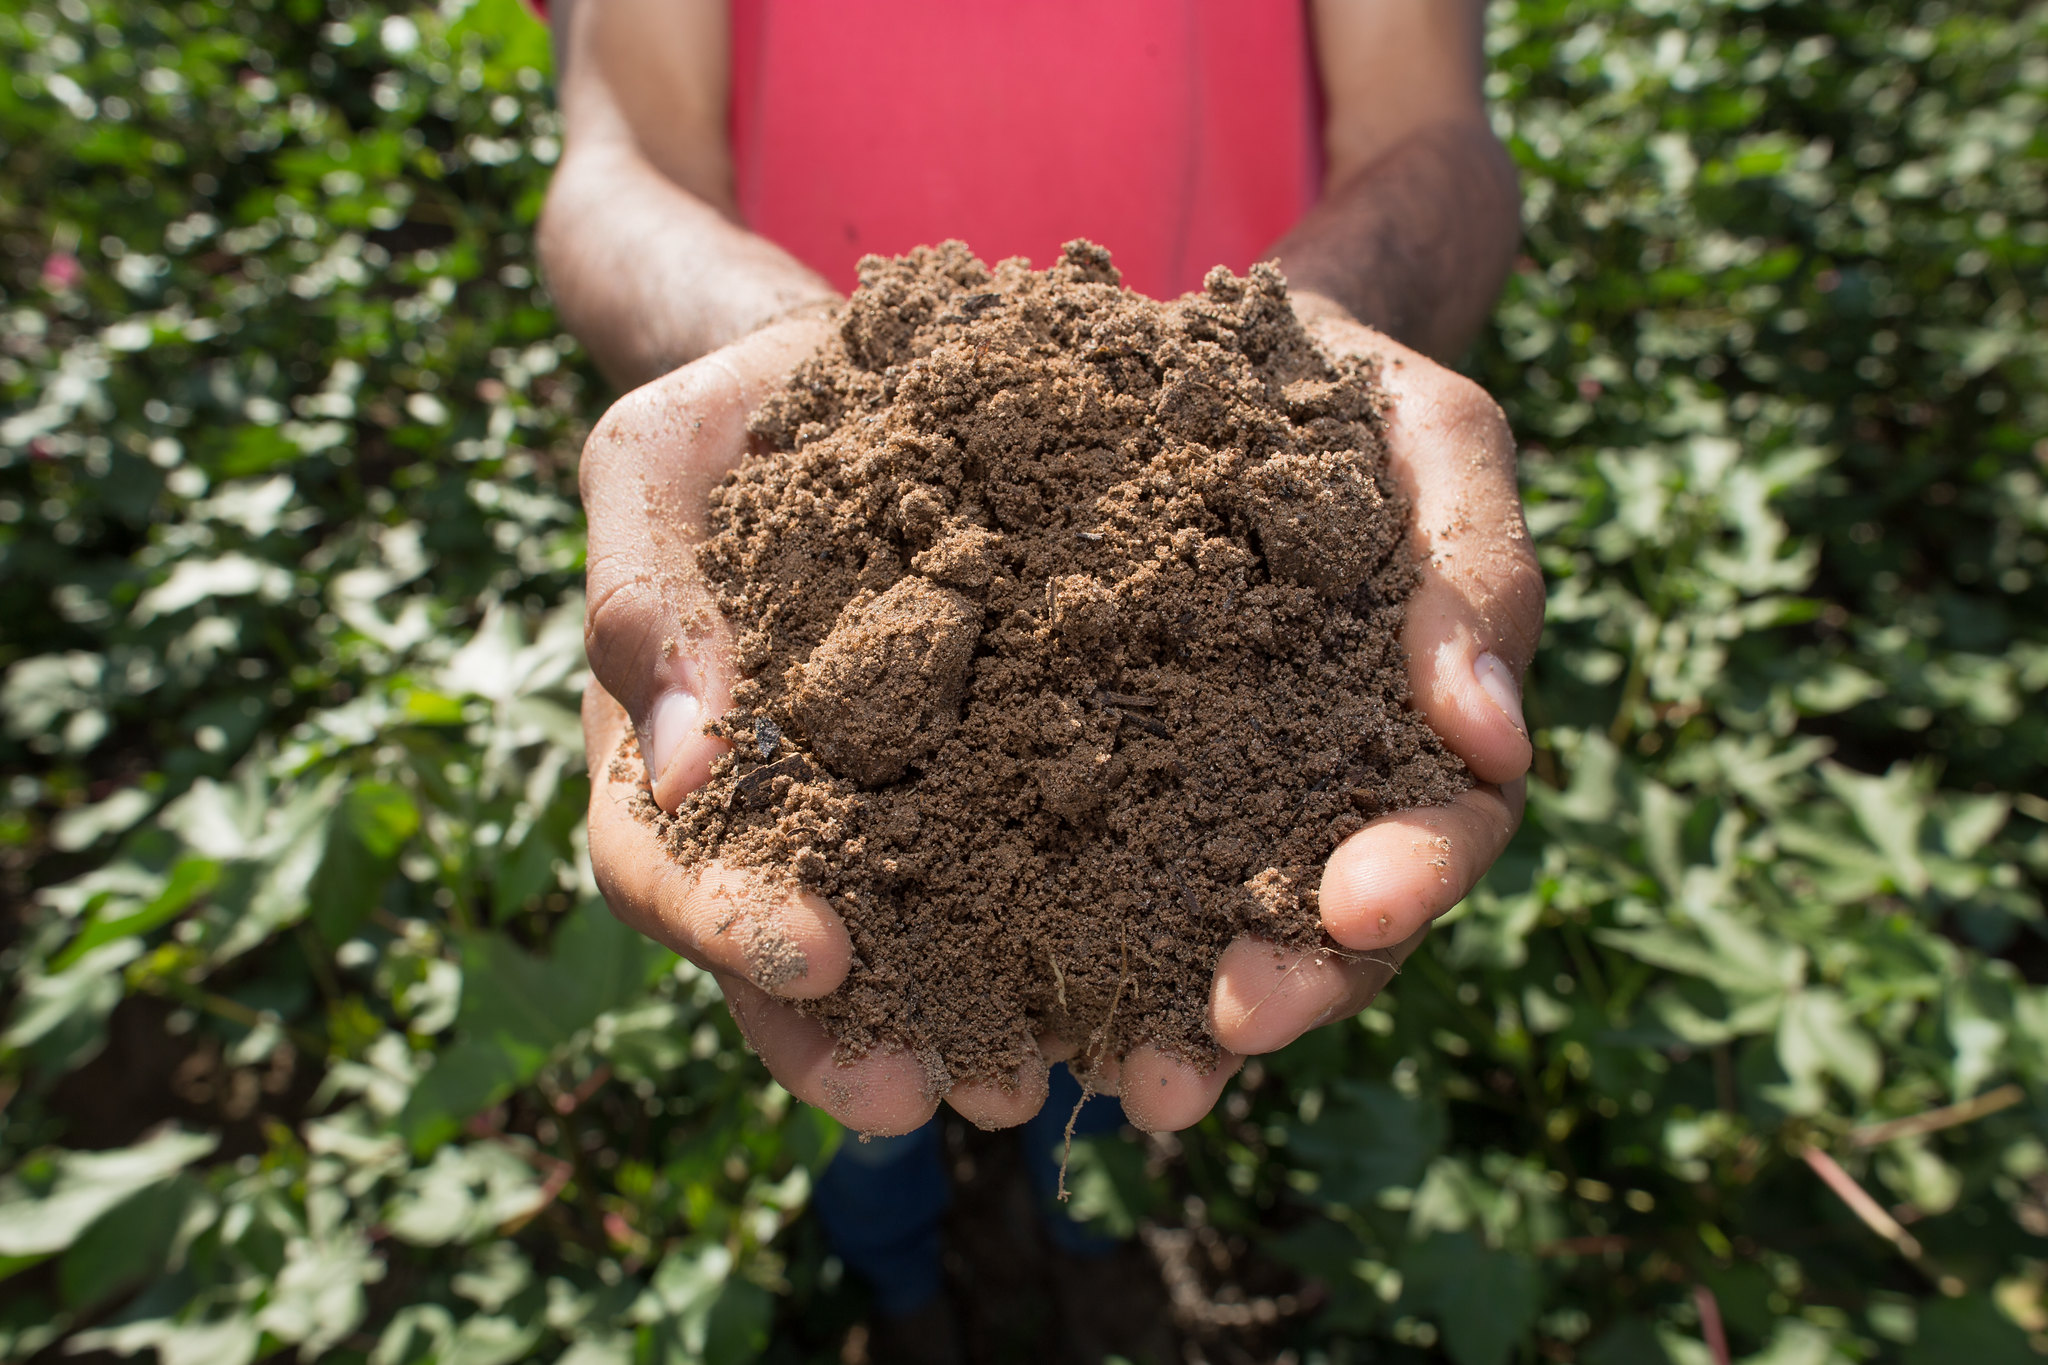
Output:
[727, 0, 1323, 300]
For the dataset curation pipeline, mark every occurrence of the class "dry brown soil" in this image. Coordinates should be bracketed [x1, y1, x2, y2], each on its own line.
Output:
[643, 241, 1467, 1088]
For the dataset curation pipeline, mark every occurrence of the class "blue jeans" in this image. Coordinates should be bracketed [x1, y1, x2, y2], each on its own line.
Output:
[811, 1063, 1127, 1316]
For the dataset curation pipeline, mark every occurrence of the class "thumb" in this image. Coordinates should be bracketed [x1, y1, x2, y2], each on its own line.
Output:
[1311, 322, 1543, 786]
[579, 317, 832, 810]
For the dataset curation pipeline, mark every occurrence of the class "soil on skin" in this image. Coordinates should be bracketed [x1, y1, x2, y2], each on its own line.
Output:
[643, 240, 1469, 1088]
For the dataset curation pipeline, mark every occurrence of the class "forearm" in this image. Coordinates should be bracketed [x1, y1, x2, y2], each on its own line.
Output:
[1271, 118, 1520, 363]
[537, 0, 835, 391]
[538, 142, 836, 391]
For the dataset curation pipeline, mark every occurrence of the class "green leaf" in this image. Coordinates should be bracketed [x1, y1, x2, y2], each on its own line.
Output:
[210, 770, 349, 963]
[452, 1242, 533, 1313]
[252, 1224, 382, 1354]
[2, 939, 142, 1073]
[442, 1310, 541, 1365]
[1403, 1232, 1539, 1365]
[0, 1128, 217, 1259]
[52, 857, 221, 970]
[70, 1316, 260, 1365]
[1820, 760, 1931, 896]
[1061, 1133, 1156, 1240]
[1583, 1318, 1675, 1365]
[491, 824, 564, 922]
[381, 1144, 547, 1247]
[1286, 1081, 1443, 1204]
[635, 1240, 756, 1362]
[1947, 976, 2011, 1102]
[49, 785, 154, 853]
[1903, 1296, 2035, 1365]
[395, 1039, 525, 1156]
[308, 784, 418, 946]
[556, 1339, 636, 1365]
[56, 1174, 209, 1308]
[1774, 988, 1882, 1114]
[347, 780, 421, 857]
[704, 1279, 773, 1365]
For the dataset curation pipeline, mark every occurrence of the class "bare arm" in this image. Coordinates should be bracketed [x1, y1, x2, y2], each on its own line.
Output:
[1272, 0, 1521, 362]
[537, 0, 836, 389]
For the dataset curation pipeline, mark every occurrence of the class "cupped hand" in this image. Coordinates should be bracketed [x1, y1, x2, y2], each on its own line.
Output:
[1123, 302, 1545, 1132]
[580, 302, 1542, 1138]
[580, 312, 1035, 1136]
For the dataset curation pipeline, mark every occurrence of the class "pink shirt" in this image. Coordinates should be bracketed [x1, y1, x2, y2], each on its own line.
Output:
[727, 0, 1323, 300]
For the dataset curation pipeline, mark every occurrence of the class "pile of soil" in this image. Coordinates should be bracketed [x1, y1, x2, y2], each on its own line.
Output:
[647, 241, 1468, 1088]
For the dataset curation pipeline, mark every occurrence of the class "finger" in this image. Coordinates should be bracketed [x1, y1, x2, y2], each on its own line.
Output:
[584, 683, 852, 996]
[580, 317, 835, 810]
[720, 974, 938, 1137]
[945, 1052, 1052, 1131]
[1116, 1045, 1244, 1134]
[1318, 779, 1525, 951]
[1306, 318, 1546, 785]
[1070, 1048, 1121, 1096]
[1035, 1031, 1081, 1066]
[1382, 362, 1543, 784]
[1209, 937, 1398, 1056]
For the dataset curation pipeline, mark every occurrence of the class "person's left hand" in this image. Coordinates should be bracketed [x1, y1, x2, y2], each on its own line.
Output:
[1082, 303, 1545, 1131]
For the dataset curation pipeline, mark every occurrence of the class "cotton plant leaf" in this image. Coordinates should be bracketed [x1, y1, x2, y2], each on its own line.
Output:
[1773, 988, 1883, 1115]
[1401, 1231, 1541, 1365]
[55, 1175, 212, 1309]
[0, 1128, 218, 1259]
[69, 1316, 261, 1365]
[1286, 1081, 1445, 1206]
[2, 939, 142, 1073]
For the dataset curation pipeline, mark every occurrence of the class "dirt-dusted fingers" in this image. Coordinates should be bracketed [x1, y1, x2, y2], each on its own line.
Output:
[1300, 312, 1545, 786]
[944, 1054, 1053, 1130]
[1377, 354, 1543, 784]
[579, 315, 836, 812]
[1116, 1045, 1245, 1133]
[1209, 938, 1397, 1057]
[1318, 780, 1525, 952]
[719, 974, 939, 1137]
[585, 683, 853, 998]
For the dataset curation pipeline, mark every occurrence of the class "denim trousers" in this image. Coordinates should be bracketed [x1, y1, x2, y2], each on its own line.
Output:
[810, 1063, 1127, 1315]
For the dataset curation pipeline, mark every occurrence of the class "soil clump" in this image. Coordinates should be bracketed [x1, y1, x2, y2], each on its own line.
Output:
[643, 241, 1468, 1090]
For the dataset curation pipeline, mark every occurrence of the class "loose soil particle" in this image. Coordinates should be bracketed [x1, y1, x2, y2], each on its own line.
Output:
[644, 241, 1469, 1091]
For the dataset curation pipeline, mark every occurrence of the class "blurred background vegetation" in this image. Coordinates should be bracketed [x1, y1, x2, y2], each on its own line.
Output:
[1, 0, 2044, 1361]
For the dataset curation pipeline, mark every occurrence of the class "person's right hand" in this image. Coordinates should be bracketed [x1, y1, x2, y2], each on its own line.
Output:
[579, 314, 1046, 1137]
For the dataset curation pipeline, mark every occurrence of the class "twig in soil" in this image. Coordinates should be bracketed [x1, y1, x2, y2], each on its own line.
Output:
[1058, 935, 1131, 1202]
[1799, 1145, 1965, 1296]
[1848, 1082, 2023, 1147]
[1049, 952, 1068, 1011]
[1096, 691, 1157, 708]
[1121, 711, 1173, 739]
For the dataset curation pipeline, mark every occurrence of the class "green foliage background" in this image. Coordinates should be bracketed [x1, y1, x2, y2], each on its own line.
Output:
[1, 0, 2044, 1361]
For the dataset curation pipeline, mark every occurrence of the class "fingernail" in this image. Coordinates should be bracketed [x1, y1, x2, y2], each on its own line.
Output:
[647, 690, 702, 784]
[1473, 652, 1526, 736]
